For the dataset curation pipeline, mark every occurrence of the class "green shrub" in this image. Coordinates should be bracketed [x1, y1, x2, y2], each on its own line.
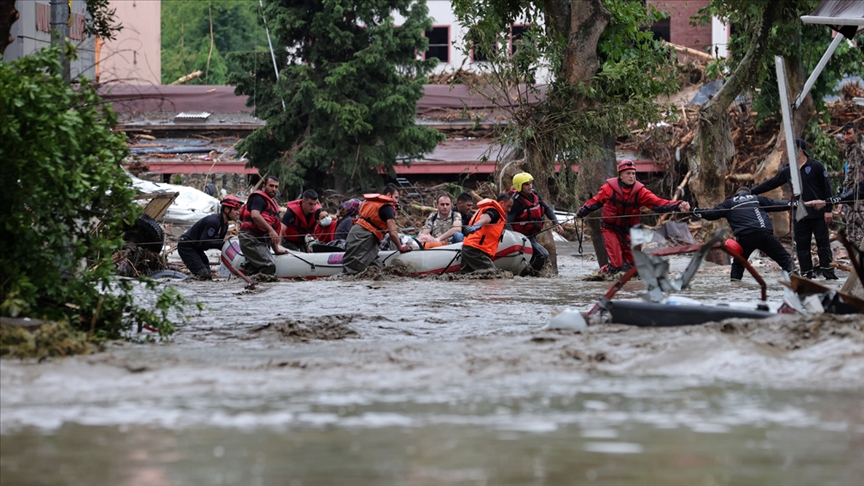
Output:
[0, 46, 182, 346]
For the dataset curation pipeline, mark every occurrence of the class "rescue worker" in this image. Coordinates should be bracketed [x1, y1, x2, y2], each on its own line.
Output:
[238, 175, 287, 276]
[342, 184, 410, 275]
[455, 192, 476, 234]
[506, 172, 563, 271]
[461, 193, 514, 273]
[804, 176, 864, 219]
[280, 189, 324, 252]
[576, 160, 690, 274]
[692, 187, 795, 280]
[840, 122, 863, 247]
[178, 195, 243, 280]
[751, 138, 836, 279]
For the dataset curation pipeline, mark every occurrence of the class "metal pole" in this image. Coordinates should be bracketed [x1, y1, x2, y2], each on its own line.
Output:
[793, 34, 844, 110]
[259, 0, 286, 111]
[50, 0, 70, 81]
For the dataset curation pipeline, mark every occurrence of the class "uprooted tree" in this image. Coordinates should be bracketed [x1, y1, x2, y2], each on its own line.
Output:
[1, 47, 182, 355]
[452, 0, 680, 270]
[228, 0, 444, 196]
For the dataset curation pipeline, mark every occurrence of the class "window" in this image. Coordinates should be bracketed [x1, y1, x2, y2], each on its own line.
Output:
[511, 24, 529, 55]
[649, 18, 670, 43]
[471, 40, 498, 62]
[424, 26, 449, 63]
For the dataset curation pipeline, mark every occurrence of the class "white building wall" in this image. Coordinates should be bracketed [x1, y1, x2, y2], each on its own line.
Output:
[711, 17, 729, 58]
[394, 1, 551, 83]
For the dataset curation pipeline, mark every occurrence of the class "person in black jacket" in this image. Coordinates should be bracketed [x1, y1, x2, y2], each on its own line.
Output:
[805, 179, 864, 212]
[751, 138, 837, 279]
[693, 187, 795, 280]
[178, 196, 243, 279]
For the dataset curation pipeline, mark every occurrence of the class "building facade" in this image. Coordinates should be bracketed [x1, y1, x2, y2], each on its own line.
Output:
[393, 0, 727, 79]
[2, 0, 160, 84]
[3, 0, 96, 78]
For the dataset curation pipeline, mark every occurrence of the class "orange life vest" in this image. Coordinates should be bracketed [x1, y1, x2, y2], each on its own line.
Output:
[464, 199, 506, 257]
[281, 199, 322, 244]
[239, 190, 281, 237]
[356, 193, 397, 234]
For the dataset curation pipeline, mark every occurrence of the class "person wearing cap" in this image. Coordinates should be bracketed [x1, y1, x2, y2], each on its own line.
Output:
[506, 172, 563, 271]
[691, 187, 795, 281]
[840, 122, 863, 247]
[575, 159, 690, 274]
[178, 195, 244, 280]
[461, 193, 514, 273]
[751, 138, 836, 279]
[342, 184, 410, 275]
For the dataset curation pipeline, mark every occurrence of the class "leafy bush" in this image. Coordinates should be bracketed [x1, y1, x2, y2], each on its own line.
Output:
[0, 46, 182, 345]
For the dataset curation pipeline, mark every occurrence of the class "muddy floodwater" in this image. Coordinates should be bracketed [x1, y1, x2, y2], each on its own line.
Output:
[2, 242, 863, 485]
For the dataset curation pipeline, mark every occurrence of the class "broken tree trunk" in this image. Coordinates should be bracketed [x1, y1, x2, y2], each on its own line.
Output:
[171, 70, 204, 85]
[688, 4, 776, 263]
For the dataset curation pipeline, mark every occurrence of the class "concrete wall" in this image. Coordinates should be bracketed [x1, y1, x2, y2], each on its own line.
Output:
[3, 0, 96, 78]
[98, 0, 161, 85]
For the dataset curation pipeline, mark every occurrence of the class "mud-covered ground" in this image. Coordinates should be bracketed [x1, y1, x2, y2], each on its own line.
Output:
[2, 242, 862, 485]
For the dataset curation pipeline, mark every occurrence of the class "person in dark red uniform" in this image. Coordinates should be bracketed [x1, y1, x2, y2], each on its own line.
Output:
[576, 160, 690, 274]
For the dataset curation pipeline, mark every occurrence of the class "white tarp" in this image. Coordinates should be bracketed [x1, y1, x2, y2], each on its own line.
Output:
[802, 0, 864, 37]
[128, 173, 220, 226]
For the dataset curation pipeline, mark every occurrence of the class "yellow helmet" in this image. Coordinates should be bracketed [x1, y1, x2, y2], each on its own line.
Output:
[512, 172, 534, 192]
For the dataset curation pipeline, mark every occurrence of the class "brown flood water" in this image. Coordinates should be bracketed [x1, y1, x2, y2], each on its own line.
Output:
[2, 242, 863, 485]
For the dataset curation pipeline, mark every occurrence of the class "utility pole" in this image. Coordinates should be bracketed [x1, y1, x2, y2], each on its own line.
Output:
[50, 0, 70, 81]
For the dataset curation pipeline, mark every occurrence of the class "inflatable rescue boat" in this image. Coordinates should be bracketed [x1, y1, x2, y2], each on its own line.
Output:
[220, 230, 533, 279]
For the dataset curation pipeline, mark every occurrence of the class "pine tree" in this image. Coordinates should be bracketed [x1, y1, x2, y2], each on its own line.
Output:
[229, 0, 444, 193]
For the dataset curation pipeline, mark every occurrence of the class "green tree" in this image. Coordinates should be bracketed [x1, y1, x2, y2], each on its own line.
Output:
[690, 0, 863, 235]
[161, 0, 268, 84]
[229, 0, 444, 193]
[0, 47, 181, 346]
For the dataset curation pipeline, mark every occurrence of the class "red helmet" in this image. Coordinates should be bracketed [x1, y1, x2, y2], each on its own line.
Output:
[221, 195, 244, 210]
[617, 159, 636, 173]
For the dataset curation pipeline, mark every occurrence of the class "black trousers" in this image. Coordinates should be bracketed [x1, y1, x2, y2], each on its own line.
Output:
[730, 231, 794, 280]
[527, 235, 548, 271]
[178, 240, 213, 279]
[793, 217, 832, 273]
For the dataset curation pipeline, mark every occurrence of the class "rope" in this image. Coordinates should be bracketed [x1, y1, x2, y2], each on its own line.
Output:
[173, 203, 818, 246]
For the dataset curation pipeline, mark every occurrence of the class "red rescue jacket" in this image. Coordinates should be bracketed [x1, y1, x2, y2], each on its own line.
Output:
[602, 178, 645, 228]
[511, 190, 544, 236]
[281, 199, 322, 244]
[239, 190, 281, 237]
